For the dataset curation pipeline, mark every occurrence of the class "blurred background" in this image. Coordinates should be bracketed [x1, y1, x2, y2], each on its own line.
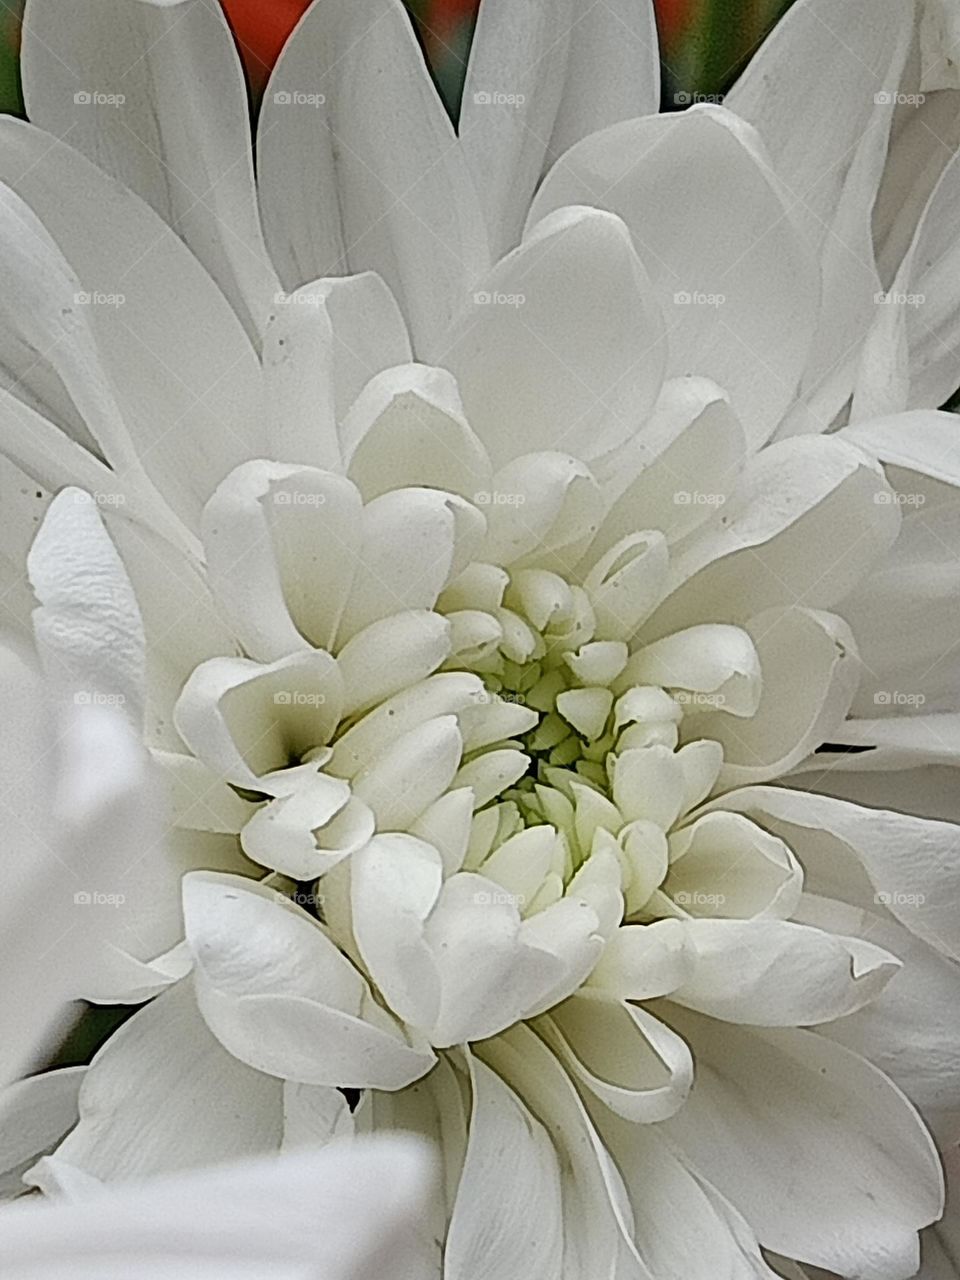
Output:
[0, 0, 795, 119]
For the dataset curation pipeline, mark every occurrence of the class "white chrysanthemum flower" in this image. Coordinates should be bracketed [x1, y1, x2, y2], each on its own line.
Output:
[1, 0, 960, 1276]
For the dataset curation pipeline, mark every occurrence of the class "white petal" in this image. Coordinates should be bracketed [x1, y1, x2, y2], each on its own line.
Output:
[445, 1050, 563, 1280]
[344, 363, 492, 502]
[337, 610, 451, 717]
[726, 0, 911, 417]
[683, 607, 859, 787]
[423, 874, 562, 1046]
[543, 995, 693, 1122]
[4, 1137, 430, 1279]
[624, 624, 761, 718]
[264, 272, 411, 471]
[715, 785, 960, 962]
[592, 377, 747, 555]
[202, 462, 363, 660]
[670, 917, 899, 1024]
[22, 0, 277, 339]
[53, 981, 283, 1180]
[658, 1007, 943, 1278]
[795, 893, 960, 1144]
[444, 205, 665, 468]
[481, 451, 603, 570]
[648, 436, 900, 638]
[586, 919, 694, 1000]
[583, 532, 669, 642]
[258, 0, 487, 357]
[28, 489, 144, 724]
[352, 715, 464, 829]
[0, 120, 263, 535]
[352, 834, 443, 1032]
[338, 489, 483, 641]
[462, 0, 661, 254]
[330, 673, 484, 780]
[183, 873, 435, 1089]
[862, 139, 960, 410]
[545, 0, 660, 167]
[727, 0, 910, 239]
[612, 745, 686, 830]
[529, 107, 819, 446]
[0, 1068, 84, 1198]
[174, 650, 343, 786]
[591, 1111, 781, 1280]
[664, 810, 803, 920]
[479, 1024, 654, 1279]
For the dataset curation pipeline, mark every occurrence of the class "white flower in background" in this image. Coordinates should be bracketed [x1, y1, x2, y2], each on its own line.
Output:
[0, 0, 958, 1277]
[0, 1138, 431, 1280]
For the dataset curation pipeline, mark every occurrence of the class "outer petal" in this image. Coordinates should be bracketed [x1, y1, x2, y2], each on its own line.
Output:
[0, 1069, 84, 1198]
[795, 893, 960, 1144]
[28, 489, 144, 724]
[669, 917, 899, 1025]
[726, 0, 911, 427]
[3, 1138, 430, 1278]
[22, 0, 279, 339]
[715, 785, 960, 962]
[528, 106, 819, 446]
[590, 1109, 783, 1280]
[444, 1051, 564, 1280]
[656, 1007, 943, 1279]
[183, 873, 435, 1089]
[258, 0, 487, 358]
[646, 436, 900, 639]
[443, 205, 665, 469]
[460, 0, 659, 258]
[52, 981, 283, 1179]
[857, 143, 960, 412]
[0, 117, 263, 533]
[681, 607, 860, 787]
[480, 1024, 655, 1279]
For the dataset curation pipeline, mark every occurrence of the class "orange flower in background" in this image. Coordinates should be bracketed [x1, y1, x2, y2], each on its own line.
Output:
[220, 0, 311, 93]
